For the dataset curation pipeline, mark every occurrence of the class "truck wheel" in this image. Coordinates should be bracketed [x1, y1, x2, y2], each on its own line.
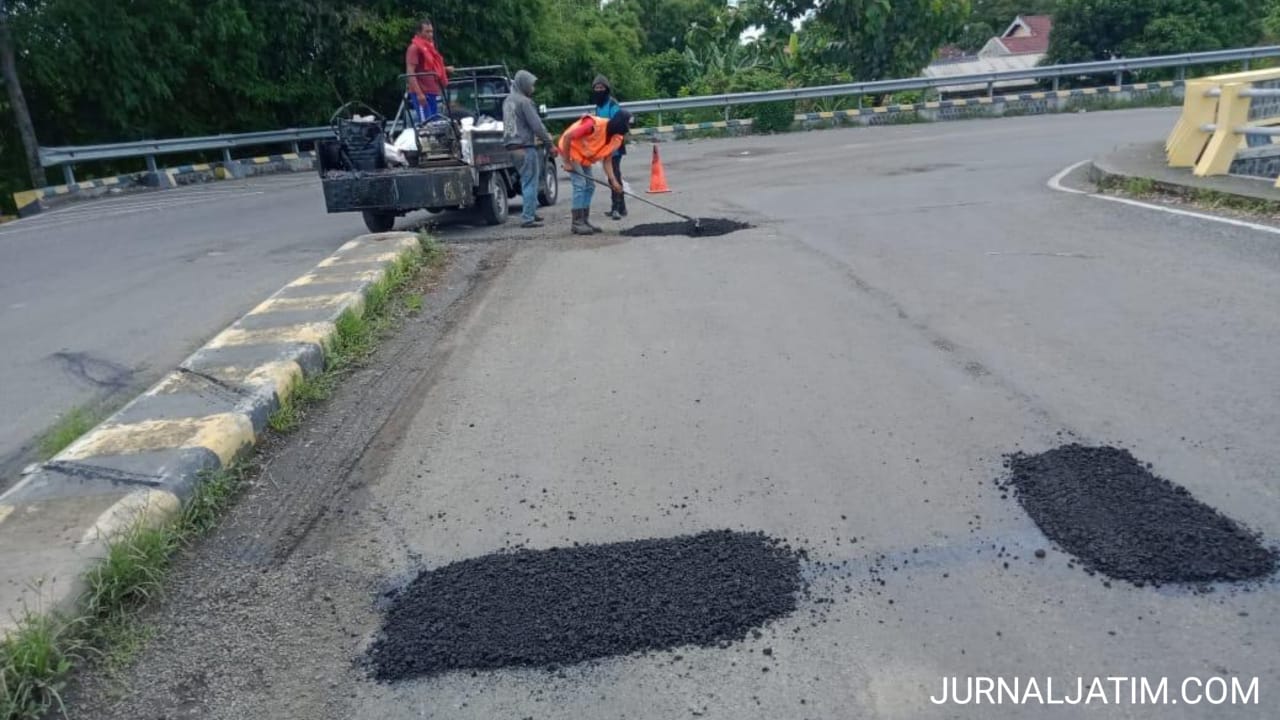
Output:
[479, 174, 509, 226]
[362, 210, 396, 233]
[537, 156, 559, 207]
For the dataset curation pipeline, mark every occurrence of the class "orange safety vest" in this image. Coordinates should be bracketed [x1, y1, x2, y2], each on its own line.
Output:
[559, 116, 623, 166]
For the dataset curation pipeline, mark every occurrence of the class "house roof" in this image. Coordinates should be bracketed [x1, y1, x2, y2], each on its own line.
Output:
[1018, 15, 1053, 38]
[998, 35, 1050, 54]
[993, 15, 1053, 55]
[922, 53, 1044, 93]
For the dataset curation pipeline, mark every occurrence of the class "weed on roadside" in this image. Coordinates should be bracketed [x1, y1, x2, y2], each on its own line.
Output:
[0, 608, 84, 720]
[36, 408, 99, 460]
[0, 234, 448, 719]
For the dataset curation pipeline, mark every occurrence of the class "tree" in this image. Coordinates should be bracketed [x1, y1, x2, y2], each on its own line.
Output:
[613, 0, 724, 54]
[0, 0, 41, 187]
[751, 0, 971, 81]
[1048, 0, 1259, 63]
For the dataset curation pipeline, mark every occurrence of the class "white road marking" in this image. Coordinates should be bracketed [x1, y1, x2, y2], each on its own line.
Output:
[1048, 159, 1280, 236]
[0, 192, 266, 237]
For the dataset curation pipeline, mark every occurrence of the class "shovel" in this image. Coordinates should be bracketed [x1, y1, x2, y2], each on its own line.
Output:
[566, 167, 703, 233]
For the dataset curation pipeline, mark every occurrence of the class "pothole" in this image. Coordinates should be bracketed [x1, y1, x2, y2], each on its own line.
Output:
[1001, 444, 1277, 587]
[367, 530, 803, 680]
[620, 218, 752, 237]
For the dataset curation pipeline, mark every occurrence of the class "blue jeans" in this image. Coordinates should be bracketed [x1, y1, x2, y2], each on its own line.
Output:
[516, 146, 540, 222]
[571, 163, 594, 210]
[409, 93, 440, 124]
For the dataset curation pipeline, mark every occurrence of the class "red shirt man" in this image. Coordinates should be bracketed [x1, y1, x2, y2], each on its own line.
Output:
[406, 19, 449, 120]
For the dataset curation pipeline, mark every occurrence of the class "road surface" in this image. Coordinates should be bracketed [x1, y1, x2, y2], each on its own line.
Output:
[72, 109, 1280, 719]
[0, 176, 371, 484]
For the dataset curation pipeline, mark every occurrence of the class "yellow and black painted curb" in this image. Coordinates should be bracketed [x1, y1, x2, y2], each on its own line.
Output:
[0, 231, 420, 637]
[13, 151, 318, 217]
[796, 81, 1182, 122]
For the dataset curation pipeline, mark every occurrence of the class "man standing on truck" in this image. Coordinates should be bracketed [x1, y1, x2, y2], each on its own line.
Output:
[406, 19, 449, 124]
[503, 70, 559, 229]
[591, 75, 628, 220]
[558, 110, 631, 236]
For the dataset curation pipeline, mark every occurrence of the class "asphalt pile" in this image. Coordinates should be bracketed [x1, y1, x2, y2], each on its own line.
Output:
[368, 529, 803, 681]
[1002, 444, 1277, 586]
[621, 218, 751, 237]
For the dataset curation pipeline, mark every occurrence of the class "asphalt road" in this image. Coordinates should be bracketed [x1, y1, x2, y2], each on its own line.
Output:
[0, 175, 367, 484]
[75, 109, 1280, 719]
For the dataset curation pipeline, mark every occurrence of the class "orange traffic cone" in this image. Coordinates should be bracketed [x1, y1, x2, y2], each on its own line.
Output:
[647, 145, 671, 194]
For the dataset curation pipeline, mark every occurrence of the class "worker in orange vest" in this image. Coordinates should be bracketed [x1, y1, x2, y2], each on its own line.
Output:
[558, 110, 632, 235]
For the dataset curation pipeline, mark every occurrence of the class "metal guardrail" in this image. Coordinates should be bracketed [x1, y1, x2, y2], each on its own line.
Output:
[547, 46, 1280, 120]
[37, 45, 1280, 185]
[1166, 67, 1280, 186]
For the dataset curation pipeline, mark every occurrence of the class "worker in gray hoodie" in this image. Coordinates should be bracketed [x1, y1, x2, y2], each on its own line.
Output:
[503, 70, 559, 228]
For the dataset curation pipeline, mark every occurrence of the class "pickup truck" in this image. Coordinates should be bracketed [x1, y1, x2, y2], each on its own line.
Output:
[317, 66, 558, 233]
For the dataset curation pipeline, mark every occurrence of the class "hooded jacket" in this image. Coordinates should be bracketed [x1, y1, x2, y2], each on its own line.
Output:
[591, 74, 626, 157]
[503, 70, 554, 148]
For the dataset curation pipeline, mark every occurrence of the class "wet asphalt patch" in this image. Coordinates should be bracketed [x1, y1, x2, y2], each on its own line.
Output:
[1002, 444, 1277, 587]
[367, 530, 803, 681]
[620, 218, 752, 237]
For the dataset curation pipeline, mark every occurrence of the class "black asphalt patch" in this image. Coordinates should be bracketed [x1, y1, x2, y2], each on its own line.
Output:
[621, 218, 751, 237]
[368, 530, 803, 681]
[1002, 444, 1277, 587]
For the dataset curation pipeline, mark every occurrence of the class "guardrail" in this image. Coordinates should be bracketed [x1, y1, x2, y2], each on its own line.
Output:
[546, 46, 1280, 120]
[1166, 68, 1280, 186]
[35, 45, 1280, 186]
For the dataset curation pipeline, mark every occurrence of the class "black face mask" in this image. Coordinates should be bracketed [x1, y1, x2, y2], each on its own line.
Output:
[591, 89, 610, 106]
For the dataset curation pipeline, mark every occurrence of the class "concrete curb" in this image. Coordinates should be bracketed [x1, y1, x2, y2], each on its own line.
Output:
[0, 231, 421, 638]
[13, 151, 318, 218]
[1089, 142, 1280, 206]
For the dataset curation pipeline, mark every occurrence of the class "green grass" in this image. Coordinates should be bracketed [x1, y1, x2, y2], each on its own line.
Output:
[0, 234, 447, 719]
[1122, 176, 1156, 196]
[0, 611, 83, 719]
[1099, 174, 1280, 217]
[267, 233, 444, 433]
[37, 408, 99, 460]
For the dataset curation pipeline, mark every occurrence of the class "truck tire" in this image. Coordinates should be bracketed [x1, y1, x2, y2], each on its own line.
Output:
[362, 210, 396, 233]
[537, 156, 559, 207]
[479, 174, 509, 226]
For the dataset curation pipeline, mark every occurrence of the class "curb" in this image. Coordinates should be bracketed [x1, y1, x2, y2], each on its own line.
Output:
[1089, 143, 1280, 208]
[0, 231, 421, 638]
[13, 151, 318, 217]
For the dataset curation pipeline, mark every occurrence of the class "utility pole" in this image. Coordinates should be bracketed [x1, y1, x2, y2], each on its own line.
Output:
[0, 0, 43, 188]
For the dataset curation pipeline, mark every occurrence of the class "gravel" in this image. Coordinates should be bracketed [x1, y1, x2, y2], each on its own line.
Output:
[368, 530, 803, 681]
[620, 218, 752, 237]
[1002, 444, 1277, 586]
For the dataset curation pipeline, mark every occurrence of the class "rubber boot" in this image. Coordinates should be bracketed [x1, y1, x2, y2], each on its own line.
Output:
[609, 193, 622, 221]
[584, 207, 603, 234]
[617, 194, 628, 218]
[571, 209, 593, 236]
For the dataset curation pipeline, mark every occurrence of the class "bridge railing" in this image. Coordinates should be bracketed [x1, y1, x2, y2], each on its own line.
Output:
[33, 45, 1280, 187]
[1167, 68, 1280, 187]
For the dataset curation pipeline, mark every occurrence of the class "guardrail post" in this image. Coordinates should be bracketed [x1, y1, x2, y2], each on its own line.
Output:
[141, 153, 174, 189]
[61, 165, 75, 187]
[987, 81, 994, 99]
[1243, 59, 1251, 71]
[1115, 70, 1123, 87]
[1195, 82, 1251, 176]
[1166, 79, 1221, 166]
[290, 142, 300, 154]
[218, 147, 244, 180]
[1177, 66, 1186, 81]
[1052, 76, 1060, 92]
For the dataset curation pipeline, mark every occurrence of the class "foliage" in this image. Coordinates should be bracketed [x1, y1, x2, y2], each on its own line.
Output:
[0, 0, 1275, 208]
[1047, 0, 1260, 63]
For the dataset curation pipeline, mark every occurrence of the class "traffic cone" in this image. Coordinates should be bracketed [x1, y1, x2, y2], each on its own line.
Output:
[647, 145, 671, 194]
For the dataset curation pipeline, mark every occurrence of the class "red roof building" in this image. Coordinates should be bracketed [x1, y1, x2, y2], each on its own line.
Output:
[980, 15, 1053, 58]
